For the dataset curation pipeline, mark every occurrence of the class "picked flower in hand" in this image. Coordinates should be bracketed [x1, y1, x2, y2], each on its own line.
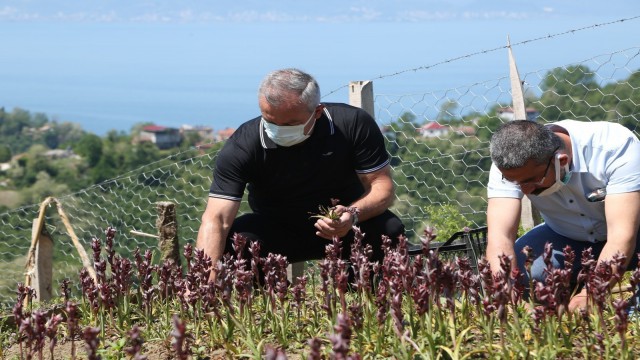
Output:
[309, 198, 343, 222]
[310, 198, 360, 224]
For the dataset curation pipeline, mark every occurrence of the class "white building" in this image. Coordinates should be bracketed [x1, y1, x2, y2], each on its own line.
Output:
[418, 122, 449, 138]
[497, 107, 540, 121]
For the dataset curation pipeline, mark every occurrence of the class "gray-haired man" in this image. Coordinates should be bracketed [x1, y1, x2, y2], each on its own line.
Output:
[196, 68, 404, 281]
[486, 120, 640, 312]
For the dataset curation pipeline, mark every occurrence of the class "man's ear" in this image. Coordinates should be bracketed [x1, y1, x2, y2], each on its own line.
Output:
[558, 153, 571, 167]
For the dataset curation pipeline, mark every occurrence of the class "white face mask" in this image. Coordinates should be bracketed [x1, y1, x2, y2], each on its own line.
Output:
[536, 155, 572, 196]
[262, 110, 316, 147]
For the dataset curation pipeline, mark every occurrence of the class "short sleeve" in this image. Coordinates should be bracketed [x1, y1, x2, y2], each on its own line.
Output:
[351, 109, 390, 174]
[487, 163, 523, 199]
[209, 139, 250, 201]
[605, 137, 640, 195]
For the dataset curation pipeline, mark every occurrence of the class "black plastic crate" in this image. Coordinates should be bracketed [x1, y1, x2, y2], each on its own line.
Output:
[408, 226, 488, 272]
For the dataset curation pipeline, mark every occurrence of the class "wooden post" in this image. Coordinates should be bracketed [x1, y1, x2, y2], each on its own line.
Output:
[287, 262, 305, 284]
[156, 202, 181, 266]
[508, 37, 541, 230]
[32, 220, 53, 302]
[349, 80, 375, 118]
[520, 197, 542, 230]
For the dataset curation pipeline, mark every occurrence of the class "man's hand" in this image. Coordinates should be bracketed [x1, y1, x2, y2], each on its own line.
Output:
[314, 205, 355, 240]
[568, 291, 589, 313]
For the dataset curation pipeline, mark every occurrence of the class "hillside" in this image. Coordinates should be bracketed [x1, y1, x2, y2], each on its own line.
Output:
[0, 108, 224, 212]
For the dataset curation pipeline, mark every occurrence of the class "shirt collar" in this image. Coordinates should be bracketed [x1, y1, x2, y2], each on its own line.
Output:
[259, 105, 334, 149]
[546, 121, 582, 173]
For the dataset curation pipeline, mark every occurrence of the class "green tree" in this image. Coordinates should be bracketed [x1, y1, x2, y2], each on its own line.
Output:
[475, 115, 503, 142]
[600, 70, 640, 134]
[424, 204, 472, 241]
[180, 132, 203, 149]
[10, 145, 50, 187]
[1, 108, 30, 136]
[75, 134, 104, 167]
[437, 100, 458, 122]
[91, 152, 118, 184]
[43, 127, 60, 149]
[21, 171, 70, 204]
[539, 65, 598, 121]
[106, 129, 129, 143]
[32, 112, 49, 128]
[0, 145, 10, 163]
[124, 142, 161, 169]
[54, 122, 85, 147]
[540, 65, 597, 93]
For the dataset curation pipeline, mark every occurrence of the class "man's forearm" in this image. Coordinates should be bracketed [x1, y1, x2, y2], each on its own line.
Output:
[350, 188, 393, 222]
[595, 239, 636, 276]
[572, 239, 635, 302]
[196, 219, 230, 274]
[599, 192, 640, 282]
[196, 198, 241, 274]
[352, 166, 395, 222]
[486, 235, 517, 274]
[486, 198, 521, 274]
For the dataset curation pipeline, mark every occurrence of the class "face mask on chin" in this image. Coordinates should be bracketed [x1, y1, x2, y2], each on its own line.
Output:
[262, 110, 316, 147]
[535, 155, 572, 196]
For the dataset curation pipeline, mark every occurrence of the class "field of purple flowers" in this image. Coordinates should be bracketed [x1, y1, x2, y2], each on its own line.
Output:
[2, 226, 640, 359]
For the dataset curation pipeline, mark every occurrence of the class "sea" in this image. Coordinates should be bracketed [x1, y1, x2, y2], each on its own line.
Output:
[1, 19, 637, 135]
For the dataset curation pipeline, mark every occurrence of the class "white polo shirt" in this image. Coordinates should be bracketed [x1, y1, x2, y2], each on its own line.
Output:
[488, 120, 640, 242]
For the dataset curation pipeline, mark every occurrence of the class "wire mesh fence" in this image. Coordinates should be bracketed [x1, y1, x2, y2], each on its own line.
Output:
[0, 20, 639, 307]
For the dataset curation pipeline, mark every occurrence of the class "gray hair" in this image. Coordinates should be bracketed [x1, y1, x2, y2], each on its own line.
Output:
[490, 120, 563, 169]
[258, 68, 321, 112]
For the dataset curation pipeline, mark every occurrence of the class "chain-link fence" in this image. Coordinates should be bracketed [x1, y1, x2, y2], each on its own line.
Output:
[1, 20, 639, 307]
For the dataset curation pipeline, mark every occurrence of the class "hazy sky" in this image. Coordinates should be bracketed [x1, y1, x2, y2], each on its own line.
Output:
[1, 1, 639, 134]
[0, 0, 635, 23]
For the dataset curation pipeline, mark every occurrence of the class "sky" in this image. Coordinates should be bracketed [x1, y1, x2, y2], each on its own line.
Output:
[1, 1, 639, 135]
[0, 0, 634, 23]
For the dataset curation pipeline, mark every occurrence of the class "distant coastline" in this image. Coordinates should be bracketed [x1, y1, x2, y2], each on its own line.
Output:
[2, 20, 637, 135]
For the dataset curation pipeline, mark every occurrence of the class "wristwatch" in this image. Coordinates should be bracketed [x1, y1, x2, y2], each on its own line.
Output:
[351, 212, 359, 226]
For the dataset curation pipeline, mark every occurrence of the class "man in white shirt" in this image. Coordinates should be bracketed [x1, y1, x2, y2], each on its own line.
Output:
[486, 120, 640, 311]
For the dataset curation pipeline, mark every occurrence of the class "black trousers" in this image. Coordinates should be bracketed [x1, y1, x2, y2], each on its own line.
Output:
[224, 210, 405, 264]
